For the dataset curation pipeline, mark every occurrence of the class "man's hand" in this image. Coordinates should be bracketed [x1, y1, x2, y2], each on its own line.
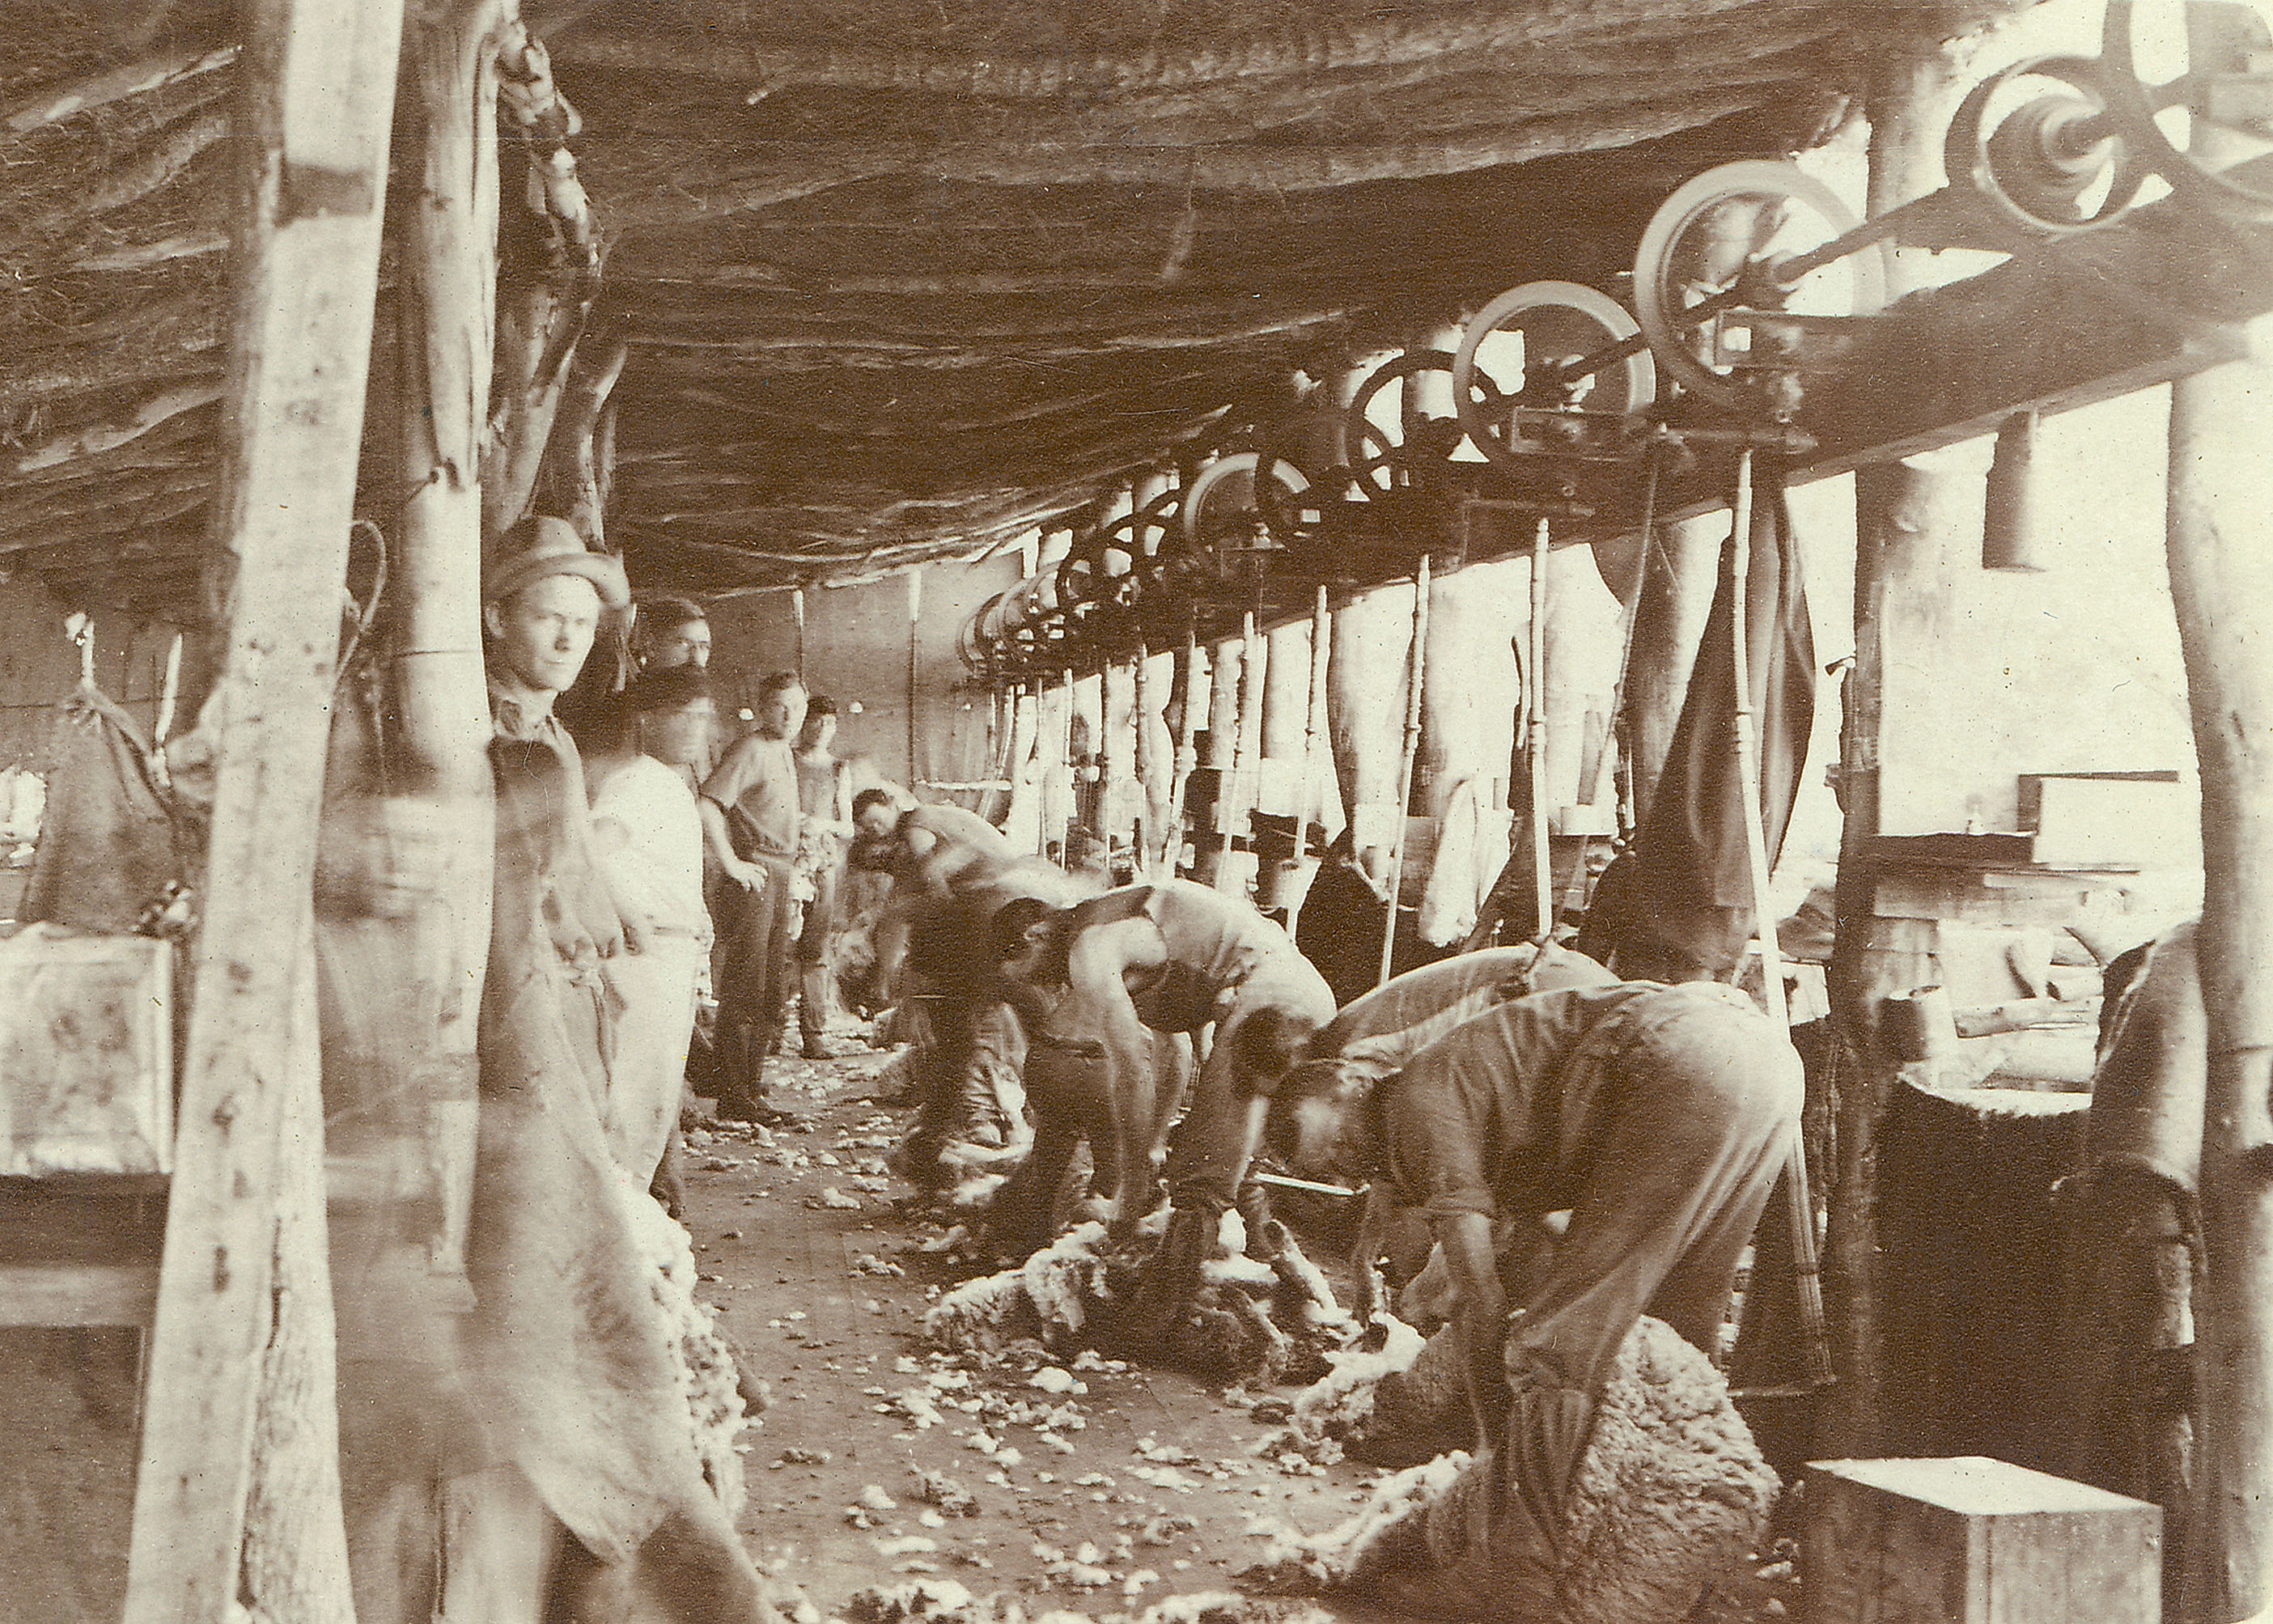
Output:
[620, 911, 652, 955]
[724, 857, 765, 892]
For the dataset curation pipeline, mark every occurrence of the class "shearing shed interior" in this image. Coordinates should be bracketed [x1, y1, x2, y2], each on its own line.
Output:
[0, 0, 2267, 1621]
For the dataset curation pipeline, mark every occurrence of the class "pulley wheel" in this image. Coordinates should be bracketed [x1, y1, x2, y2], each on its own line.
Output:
[1452, 282, 1654, 471]
[1180, 451, 1311, 549]
[1344, 349, 1469, 490]
[1631, 160, 1882, 413]
[2103, 0, 2273, 222]
[1944, 54, 2144, 235]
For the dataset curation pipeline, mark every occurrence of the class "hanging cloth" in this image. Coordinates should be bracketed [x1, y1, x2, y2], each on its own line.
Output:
[1576, 458, 1814, 982]
[22, 684, 183, 935]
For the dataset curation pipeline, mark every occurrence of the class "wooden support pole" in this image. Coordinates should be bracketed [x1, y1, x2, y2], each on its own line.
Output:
[388, 0, 510, 1325]
[1256, 604, 1312, 914]
[2168, 340, 2273, 1624]
[1377, 553, 1431, 986]
[1054, 665, 1076, 860]
[1821, 45, 1961, 1460]
[1285, 583, 1330, 937]
[1525, 519, 1554, 943]
[1167, 619, 1199, 876]
[392, 10, 516, 1613]
[1132, 643, 1157, 874]
[121, 0, 403, 1616]
[1236, 604, 1268, 776]
[1005, 681, 1043, 854]
[240, 943, 355, 1620]
[1215, 606, 1263, 896]
[1101, 655, 1133, 870]
[906, 568, 922, 791]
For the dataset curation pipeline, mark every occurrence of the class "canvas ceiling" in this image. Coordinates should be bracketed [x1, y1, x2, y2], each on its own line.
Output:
[0, 0, 2028, 615]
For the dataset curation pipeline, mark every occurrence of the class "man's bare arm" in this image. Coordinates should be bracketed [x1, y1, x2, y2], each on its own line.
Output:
[698, 795, 762, 891]
[1063, 918, 1173, 1219]
[1065, 917, 1168, 1231]
[870, 885, 917, 1003]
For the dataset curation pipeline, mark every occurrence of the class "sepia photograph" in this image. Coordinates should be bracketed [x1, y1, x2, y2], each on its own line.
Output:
[0, 0, 2254, 1619]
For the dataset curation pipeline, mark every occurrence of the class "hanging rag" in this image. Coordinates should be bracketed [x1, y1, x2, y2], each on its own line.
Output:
[1417, 773, 1486, 948]
[22, 684, 183, 934]
[1575, 459, 1814, 982]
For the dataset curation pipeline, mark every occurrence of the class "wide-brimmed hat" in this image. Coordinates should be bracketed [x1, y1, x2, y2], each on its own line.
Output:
[484, 515, 630, 609]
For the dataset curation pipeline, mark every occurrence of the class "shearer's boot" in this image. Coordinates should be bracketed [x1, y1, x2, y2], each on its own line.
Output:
[946, 1062, 1007, 1150]
[715, 1024, 798, 1128]
[1128, 1203, 1216, 1327]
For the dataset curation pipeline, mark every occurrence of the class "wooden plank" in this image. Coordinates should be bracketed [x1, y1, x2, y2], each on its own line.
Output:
[118, 0, 403, 1618]
[0, 1262, 159, 1327]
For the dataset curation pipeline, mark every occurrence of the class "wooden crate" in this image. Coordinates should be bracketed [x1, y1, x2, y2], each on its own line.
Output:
[0, 928, 172, 1177]
[1804, 1457, 2160, 1623]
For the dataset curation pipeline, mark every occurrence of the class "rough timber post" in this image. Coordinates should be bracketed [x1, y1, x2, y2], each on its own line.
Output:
[1130, 469, 1175, 872]
[1378, 555, 1431, 985]
[1098, 486, 1138, 871]
[1822, 45, 1965, 1458]
[121, 0, 403, 1617]
[1192, 627, 1244, 888]
[1257, 601, 1312, 910]
[1284, 584, 1333, 936]
[393, 0, 507, 1245]
[394, 1, 532, 1613]
[2168, 323, 2273, 1624]
[2161, 17, 2273, 1614]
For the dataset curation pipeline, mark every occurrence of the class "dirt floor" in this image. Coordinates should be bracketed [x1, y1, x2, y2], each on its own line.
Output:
[695, 1045, 1802, 1624]
[0, 1039, 1800, 1623]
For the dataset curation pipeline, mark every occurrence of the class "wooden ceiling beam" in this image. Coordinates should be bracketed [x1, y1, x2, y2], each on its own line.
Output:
[1796, 201, 2273, 481]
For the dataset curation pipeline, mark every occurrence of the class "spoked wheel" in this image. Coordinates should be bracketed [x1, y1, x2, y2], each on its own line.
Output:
[1452, 281, 1655, 469]
[1343, 349, 1469, 490]
[1179, 451, 1312, 549]
[2102, 0, 2273, 222]
[1944, 53, 2145, 235]
[1111, 501, 1182, 598]
[1053, 523, 1145, 630]
[1631, 160, 1883, 414]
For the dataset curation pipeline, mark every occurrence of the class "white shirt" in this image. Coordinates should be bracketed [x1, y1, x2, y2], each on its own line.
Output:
[589, 754, 711, 943]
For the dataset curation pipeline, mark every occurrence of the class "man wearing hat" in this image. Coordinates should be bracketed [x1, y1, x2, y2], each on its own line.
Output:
[484, 513, 636, 1089]
[462, 517, 790, 1618]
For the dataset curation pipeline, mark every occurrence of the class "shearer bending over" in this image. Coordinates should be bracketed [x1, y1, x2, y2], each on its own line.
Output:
[1279, 944, 1588, 1319]
[987, 878, 1336, 1296]
[860, 796, 1082, 1173]
[1261, 965, 1800, 1613]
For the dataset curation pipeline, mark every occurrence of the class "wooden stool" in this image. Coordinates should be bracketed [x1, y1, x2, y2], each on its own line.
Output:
[1805, 1456, 2160, 1623]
